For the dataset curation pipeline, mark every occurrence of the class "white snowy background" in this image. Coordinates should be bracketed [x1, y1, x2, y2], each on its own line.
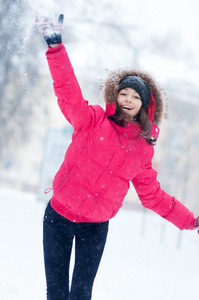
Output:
[1, 188, 199, 300]
[1, 0, 199, 299]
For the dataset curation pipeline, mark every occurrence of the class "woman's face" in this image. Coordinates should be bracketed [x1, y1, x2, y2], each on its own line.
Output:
[116, 88, 142, 117]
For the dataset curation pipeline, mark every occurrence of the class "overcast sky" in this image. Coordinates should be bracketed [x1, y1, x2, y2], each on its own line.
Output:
[31, 0, 199, 46]
[30, 0, 199, 86]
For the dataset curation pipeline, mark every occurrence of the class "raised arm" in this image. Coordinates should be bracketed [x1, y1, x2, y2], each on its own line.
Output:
[36, 14, 103, 133]
[46, 43, 93, 131]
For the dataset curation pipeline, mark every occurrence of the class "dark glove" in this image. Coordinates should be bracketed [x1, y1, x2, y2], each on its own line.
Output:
[36, 14, 64, 46]
[187, 217, 199, 233]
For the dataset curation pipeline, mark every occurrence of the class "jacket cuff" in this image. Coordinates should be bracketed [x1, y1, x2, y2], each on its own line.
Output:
[187, 217, 197, 230]
[163, 199, 195, 230]
[46, 42, 63, 54]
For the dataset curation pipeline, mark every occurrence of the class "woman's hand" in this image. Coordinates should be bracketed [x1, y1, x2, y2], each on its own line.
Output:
[36, 14, 64, 46]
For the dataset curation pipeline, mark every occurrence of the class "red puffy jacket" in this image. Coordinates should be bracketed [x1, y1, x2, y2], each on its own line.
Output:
[46, 43, 195, 230]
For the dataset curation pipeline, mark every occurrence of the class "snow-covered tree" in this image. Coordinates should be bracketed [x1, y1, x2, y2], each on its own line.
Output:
[0, 0, 41, 168]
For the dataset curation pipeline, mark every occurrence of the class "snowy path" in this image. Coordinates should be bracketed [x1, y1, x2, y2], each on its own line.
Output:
[1, 188, 199, 300]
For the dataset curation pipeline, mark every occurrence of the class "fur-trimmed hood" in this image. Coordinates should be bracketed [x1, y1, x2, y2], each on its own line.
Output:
[103, 68, 165, 126]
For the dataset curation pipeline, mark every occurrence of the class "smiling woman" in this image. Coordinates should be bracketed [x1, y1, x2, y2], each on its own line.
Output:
[36, 14, 199, 300]
[117, 88, 142, 117]
[104, 70, 160, 144]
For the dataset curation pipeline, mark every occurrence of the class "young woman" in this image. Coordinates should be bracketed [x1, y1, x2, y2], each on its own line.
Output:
[37, 15, 199, 300]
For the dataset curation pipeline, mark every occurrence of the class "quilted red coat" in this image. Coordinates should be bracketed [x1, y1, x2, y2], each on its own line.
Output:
[46, 43, 195, 230]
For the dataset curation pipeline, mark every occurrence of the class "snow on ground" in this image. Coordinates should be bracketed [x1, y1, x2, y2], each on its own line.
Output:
[0, 188, 199, 300]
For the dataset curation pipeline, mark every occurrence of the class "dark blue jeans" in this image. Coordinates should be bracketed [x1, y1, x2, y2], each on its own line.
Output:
[43, 201, 109, 300]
